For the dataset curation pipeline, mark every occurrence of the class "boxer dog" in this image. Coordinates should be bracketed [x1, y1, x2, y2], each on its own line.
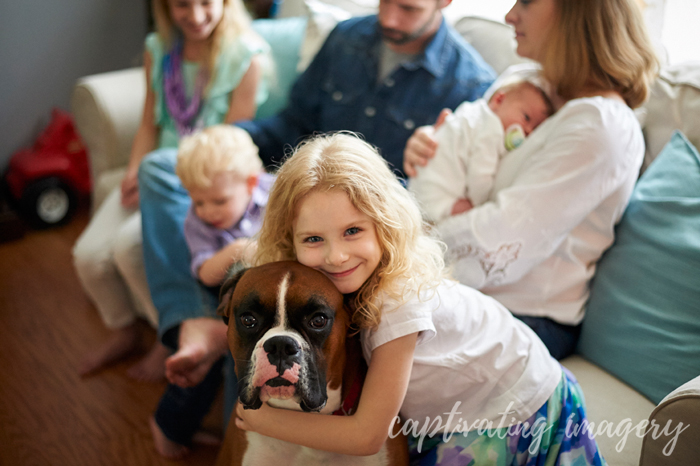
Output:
[215, 261, 408, 466]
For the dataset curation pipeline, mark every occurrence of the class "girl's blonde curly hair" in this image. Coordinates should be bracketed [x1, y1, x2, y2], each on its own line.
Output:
[254, 133, 446, 330]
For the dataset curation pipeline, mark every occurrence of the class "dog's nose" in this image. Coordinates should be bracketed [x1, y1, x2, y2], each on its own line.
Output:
[263, 336, 301, 372]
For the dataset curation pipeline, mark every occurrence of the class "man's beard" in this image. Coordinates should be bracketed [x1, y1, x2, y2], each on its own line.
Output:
[379, 11, 438, 46]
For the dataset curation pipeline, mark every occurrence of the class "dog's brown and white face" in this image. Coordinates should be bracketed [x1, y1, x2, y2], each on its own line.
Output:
[218, 261, 348, 413]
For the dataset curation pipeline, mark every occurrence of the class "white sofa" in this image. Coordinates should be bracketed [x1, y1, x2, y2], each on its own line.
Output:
[70, 13, 700, 466]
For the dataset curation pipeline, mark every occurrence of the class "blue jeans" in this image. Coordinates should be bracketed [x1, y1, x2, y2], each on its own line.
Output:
[155, 356, 226, 445]
[138, 148, 220, 339]
[513, 314, 581, 360]
[139, 149, 237, 440]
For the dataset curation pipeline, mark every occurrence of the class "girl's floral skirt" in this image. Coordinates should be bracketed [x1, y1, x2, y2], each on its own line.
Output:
[408, 367, 606, 466]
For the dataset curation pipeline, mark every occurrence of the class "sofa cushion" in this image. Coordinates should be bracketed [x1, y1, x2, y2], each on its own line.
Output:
[251, 16, 308, 119]
[561, 355, 654, 466]
[452, 16, 530, 75]
[578, 131, 700, 404]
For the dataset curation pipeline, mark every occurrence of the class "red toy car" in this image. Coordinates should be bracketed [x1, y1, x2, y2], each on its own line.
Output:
[4, 108, 91, 228]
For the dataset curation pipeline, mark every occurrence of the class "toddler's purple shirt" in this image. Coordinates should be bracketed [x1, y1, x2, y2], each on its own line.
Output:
[183, 172, 275, 279]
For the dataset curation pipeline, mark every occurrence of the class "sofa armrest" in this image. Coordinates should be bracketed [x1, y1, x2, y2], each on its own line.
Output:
[639, 374, 700, 465]
[70, 67, 146, 207]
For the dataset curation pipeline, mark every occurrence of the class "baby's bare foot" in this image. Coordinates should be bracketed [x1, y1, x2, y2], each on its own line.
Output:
[149, 415, 189, 459]
[165, 317, 228, 387]
[126, 341, 171, 382]
[78, 324, 141, 376]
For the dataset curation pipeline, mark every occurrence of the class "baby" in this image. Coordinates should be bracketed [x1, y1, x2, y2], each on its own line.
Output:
[409, 79, 554, 223]
[176, 125, 274, 286]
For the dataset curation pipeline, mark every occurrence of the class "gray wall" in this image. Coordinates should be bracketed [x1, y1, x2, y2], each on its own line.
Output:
[0, 0, 148, 172]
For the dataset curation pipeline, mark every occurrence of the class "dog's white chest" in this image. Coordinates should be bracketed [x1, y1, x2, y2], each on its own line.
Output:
[241, 432, 390, 466]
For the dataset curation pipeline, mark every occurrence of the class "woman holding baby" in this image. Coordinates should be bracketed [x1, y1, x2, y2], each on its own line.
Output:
[405, 0, 658, 360]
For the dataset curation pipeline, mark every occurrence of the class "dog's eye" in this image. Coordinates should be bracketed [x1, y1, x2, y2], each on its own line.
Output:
[308, 314, 328, 330]
[240, 314, 258, 329]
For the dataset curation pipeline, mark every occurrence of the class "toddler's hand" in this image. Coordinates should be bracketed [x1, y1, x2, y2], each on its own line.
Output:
[451, 198, 474, 216]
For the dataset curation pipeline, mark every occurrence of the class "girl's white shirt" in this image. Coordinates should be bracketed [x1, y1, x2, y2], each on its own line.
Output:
[408, 99, 506, 223]
[438, 96, 644, 325]
[361, 280, 561, 433]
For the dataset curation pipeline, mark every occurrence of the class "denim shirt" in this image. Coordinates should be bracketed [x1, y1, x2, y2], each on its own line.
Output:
[238, 15, 495, 178]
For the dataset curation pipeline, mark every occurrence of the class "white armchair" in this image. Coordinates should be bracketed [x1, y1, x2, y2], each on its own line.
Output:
[71, 67, 146, 212]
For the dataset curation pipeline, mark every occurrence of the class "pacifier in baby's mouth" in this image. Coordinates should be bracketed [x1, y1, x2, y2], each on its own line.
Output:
[504, 124, 526, 151]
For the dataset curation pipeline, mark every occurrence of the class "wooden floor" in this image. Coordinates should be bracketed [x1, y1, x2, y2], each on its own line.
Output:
[0, 208, 222, 466]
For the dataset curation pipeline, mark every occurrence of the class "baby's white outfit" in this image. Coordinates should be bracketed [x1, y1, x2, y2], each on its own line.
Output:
[438, 97, 644, 325]
[409, 99, 505, 223]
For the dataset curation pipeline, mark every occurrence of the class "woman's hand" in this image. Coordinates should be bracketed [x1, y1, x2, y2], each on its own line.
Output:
[403, 108, 452, 177]
[120, 167, 140, 208]
[450, 198, 474, 216]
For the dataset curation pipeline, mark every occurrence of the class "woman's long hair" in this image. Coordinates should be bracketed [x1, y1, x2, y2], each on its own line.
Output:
[541, 0, 658, 108]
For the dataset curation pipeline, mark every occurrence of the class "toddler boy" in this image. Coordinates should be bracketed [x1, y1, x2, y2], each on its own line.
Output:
[176, 125, 274, 286]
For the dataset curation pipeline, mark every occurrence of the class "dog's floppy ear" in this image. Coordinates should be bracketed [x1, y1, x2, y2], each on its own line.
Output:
[217, 266, 248, 324]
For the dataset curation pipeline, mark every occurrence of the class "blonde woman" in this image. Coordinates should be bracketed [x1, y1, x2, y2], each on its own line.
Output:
[234, 132, 604, 465]
[404, 0, 659, 360]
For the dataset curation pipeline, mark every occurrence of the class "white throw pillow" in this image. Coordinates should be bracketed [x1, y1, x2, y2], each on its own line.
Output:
[641, 63, 700, 171]
[452, 16, 530, 76]
[279, 0, 378, 72]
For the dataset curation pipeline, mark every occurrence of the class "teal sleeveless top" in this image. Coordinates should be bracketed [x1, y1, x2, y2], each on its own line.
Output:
[145, 31, 270, 148]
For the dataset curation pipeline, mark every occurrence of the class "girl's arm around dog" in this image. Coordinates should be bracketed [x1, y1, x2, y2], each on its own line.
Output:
[235, 333, 418, 456]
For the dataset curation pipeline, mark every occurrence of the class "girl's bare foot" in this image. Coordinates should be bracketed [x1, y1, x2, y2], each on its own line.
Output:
[126, 341, 172, 382]
[78, 323, 141, 376]
[149, 415, 189, 459]
[165, 317, 229, 387]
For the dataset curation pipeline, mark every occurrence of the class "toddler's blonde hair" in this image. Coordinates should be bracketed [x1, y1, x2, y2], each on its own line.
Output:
[254, 133, 446, 330]
[176, 125, 262, 190]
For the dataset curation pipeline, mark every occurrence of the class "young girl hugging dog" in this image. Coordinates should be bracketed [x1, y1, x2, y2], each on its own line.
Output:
[235, 132, 606, 465]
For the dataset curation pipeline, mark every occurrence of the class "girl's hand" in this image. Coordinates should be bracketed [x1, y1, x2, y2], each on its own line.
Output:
[226, 333, 417, 456]
[235, 402, 267, 432]
[403, 108, 451, 177]
[120, 167, 140, 208]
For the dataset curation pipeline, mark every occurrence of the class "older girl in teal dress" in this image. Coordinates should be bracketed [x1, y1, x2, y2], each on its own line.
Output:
[72, 0, 269, 458]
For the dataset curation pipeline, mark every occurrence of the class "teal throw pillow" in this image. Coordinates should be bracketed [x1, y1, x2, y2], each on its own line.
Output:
[578, 130, 700, 404]
[252, 17, 307, 119]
